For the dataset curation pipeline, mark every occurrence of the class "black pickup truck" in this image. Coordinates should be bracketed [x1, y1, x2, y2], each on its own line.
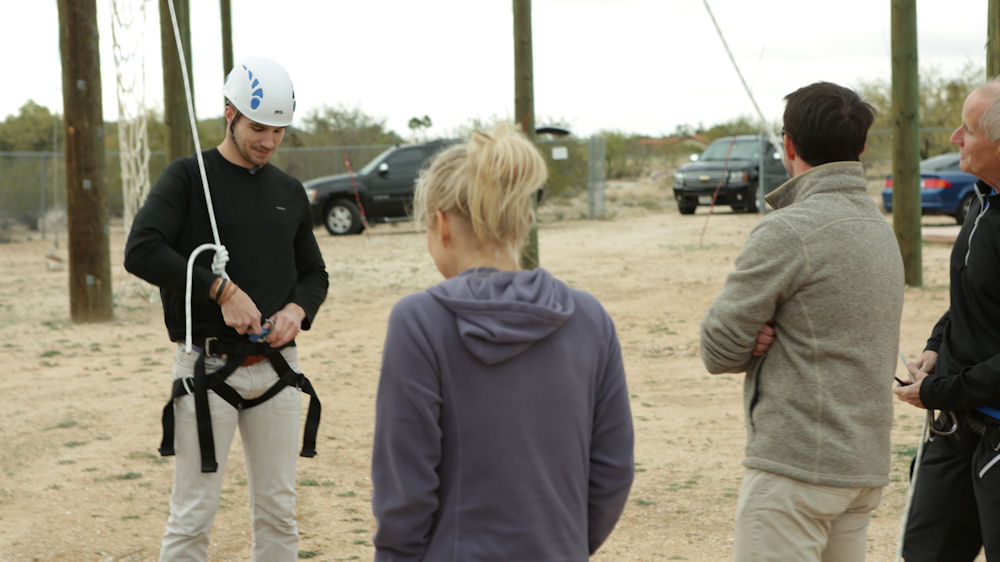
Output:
[304, 139, 456, 235]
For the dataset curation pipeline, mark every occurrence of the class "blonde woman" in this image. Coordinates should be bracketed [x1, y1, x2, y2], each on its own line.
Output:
[371, 123, 634, 561]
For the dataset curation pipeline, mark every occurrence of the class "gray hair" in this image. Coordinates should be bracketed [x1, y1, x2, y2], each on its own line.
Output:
[977, 78, 1000, 141]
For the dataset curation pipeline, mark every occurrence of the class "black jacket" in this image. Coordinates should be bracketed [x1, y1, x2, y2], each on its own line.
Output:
[921, 181, 1000, 411]
[124, 149, 328, 343]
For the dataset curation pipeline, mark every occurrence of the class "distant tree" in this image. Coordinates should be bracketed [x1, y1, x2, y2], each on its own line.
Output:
[408, 114, 432, 141]
[299, 105, 403, 146]
[595, 130, 631, 179]
[0, 101, 63, 152]
[700, 115, 774, 142]
[858, 63, 982, 159]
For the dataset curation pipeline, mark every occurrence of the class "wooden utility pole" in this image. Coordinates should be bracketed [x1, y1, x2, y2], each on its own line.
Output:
[159, 0, 194, 163]
[57, 0, 113, 322]
[513, 0, 538, 269]
[221, 0, 233, 80]
[891, 0, 922, 286]
[989, 0, 1000, 77]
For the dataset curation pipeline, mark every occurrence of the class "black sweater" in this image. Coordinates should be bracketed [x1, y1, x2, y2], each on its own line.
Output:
[124, 149, 328, 343]
[922, 181, 1000, 411]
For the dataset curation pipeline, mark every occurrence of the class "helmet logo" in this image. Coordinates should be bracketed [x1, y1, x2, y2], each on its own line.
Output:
[242, 65, 265, 110]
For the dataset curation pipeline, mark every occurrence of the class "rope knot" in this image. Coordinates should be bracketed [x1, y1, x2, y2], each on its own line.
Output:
[211, 245, 230, 277]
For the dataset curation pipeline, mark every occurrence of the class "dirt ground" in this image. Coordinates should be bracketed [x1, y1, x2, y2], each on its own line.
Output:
[0, 179, 979, 561]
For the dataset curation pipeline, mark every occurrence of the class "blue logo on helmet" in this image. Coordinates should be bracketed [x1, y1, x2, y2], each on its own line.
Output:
[242, 65, 264, 110]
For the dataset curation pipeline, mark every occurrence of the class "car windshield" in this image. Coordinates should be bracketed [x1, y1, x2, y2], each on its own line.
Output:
[357, 147, 396, 175]
[699, 139, 761, 162]
[919, 153, 961, 173]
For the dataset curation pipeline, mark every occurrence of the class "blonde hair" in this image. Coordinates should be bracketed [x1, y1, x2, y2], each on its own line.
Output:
[412, 122, 548, 265]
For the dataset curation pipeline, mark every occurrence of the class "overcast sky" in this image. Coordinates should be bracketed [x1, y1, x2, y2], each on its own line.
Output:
[4, 0, 989, 140]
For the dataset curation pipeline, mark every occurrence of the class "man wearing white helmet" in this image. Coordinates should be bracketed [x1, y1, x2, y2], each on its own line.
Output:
[124, 57, 328, 561]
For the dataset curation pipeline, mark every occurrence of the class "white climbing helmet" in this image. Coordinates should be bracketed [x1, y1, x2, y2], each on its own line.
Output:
[222, 57, 296, 127]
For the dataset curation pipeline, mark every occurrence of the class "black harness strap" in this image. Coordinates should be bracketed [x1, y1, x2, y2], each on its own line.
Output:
[158, 341, 322, 473]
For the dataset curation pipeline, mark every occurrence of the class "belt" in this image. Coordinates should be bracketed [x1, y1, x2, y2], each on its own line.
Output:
[963, 410, 998, 436]
[189, 344, 267, 367]
[188, 337, 275, 362]
[241, 355, 268, 367]
[962, 410, 1000, 451]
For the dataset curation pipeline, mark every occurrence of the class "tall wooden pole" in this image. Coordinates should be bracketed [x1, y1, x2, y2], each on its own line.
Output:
[160, 0, 194, 162]
[989, 0, 1000, 78]
[58, 0, 113, 322]
[891, 0, 922, 286]
[513, 0, 538, 269]
[221, 0, 234, 80]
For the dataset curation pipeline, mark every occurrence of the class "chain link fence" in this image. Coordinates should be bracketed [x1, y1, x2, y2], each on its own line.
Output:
[1, 139, 613, 240]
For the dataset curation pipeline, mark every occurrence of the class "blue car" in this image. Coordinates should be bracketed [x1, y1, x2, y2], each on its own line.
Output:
[882, 152, 979, 224]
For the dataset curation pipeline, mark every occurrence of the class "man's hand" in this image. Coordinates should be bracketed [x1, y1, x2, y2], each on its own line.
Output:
[893, 361, 929, 409]
[916, 349, 938, 375]
[261, 303, 306, 347]
[221, 286, 262, 335]
[751, 321, 776, 357]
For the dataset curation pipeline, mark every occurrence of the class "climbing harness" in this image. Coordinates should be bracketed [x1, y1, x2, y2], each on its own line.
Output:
[158, 338, 321, 473]
[157, 0, 320, 472]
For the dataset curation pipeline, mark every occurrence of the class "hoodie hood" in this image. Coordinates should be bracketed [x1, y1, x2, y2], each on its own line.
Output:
[426, 267, 575, 365]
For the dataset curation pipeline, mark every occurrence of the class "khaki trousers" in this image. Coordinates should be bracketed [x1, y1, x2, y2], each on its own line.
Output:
[159, 346, 302, 562]
[733, 467, 883, 562]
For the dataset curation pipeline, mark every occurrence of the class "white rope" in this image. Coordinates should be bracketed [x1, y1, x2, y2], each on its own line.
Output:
[701, 0, 782, 150]
[165, 0, 229, 352]
[895, 411, 929, 561]
[894, 350, 929, 561]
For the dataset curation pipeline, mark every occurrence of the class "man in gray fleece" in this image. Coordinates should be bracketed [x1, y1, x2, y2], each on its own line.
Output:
[700, 82, 905, 560]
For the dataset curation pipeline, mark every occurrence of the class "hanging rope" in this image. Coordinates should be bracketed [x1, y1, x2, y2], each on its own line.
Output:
[344, 150, 369, 232]
[165, 0, 230, 352]
[699, 136, 738, 247]
[701, 0, 782, 151]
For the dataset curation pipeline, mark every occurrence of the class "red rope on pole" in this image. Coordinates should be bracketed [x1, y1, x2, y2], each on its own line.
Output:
[699, 136, 738, 246]
[344, 150, 369, 231]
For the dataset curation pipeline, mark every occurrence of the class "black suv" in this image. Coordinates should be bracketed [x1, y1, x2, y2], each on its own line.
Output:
[672, 134, 788, 214]
[304, 140, 456, 235]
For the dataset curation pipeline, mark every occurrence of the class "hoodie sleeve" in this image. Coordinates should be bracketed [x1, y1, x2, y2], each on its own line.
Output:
[587, 306, 635, 554]
[700, 217, 805, 374]
[371, 295, 442, 561]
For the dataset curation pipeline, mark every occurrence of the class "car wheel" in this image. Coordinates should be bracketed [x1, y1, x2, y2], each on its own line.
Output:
[323, 199, 363, 235]
[955, 193, 975, 224]
[745, 187, 759, 213]
[678, 204, 696, 215]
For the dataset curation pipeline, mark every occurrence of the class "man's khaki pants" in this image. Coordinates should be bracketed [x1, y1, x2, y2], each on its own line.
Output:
[733, 467, 883, 561]
[159, 346, 302, 562]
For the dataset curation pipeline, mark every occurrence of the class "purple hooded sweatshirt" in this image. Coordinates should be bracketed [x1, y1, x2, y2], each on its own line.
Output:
[372, 267, 634, 561]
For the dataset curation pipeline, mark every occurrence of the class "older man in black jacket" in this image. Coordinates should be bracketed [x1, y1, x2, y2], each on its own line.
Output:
[895, 79, 1000, 561]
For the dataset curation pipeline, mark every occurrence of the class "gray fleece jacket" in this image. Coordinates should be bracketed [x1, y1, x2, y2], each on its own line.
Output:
[372, 267, 634, 561]
[700, 162, 904, 487]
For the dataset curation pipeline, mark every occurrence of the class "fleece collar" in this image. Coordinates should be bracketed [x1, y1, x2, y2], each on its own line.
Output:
[765, 162, 866, 210]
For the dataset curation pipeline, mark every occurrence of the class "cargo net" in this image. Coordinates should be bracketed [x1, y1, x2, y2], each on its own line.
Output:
[112, 0, 154, 302]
